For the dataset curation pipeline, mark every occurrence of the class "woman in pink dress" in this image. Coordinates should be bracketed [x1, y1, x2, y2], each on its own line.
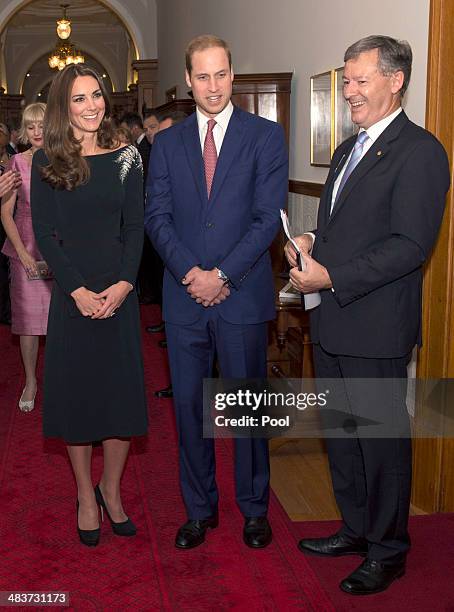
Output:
[1, 103, 51, 412]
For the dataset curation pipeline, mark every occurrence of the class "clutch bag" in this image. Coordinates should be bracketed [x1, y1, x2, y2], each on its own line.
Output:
[26, 260, 53, 281]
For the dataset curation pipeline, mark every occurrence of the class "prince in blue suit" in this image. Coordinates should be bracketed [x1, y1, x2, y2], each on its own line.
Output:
[145, 35, 288, 549]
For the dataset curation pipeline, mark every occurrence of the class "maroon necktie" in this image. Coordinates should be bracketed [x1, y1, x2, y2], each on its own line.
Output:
[203, 119, 217, 197]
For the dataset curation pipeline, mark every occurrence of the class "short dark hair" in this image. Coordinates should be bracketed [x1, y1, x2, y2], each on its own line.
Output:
[7, 118, 21, 132]
[185, 34, 232, 75]
[344, 35, 412, 97]
[159, 110, 188, 126]
[120, 112, 143, 130]
[143, 108, 159, 121]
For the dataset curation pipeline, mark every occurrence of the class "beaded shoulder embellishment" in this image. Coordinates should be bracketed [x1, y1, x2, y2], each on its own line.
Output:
[115, 145, 143, 184]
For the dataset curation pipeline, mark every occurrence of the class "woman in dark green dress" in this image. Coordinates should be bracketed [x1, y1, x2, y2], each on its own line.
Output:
[31, 65, 147, 547]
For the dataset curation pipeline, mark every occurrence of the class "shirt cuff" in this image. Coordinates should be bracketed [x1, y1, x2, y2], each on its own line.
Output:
[304, 232, 316, 251]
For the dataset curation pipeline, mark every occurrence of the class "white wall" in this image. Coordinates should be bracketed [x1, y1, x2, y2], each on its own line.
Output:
[156, 0, 430, 182]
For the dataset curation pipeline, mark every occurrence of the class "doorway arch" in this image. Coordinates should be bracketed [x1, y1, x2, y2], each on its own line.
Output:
[0, 0, 152, 61]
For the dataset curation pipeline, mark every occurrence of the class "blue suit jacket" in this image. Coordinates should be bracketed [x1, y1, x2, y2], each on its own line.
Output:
[145, 106, 289, 325]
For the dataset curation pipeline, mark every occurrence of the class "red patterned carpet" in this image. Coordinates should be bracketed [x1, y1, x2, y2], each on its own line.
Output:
[1, 307, 453, 610]
[0, 307, 333, 611]
[293, 517, 454, 611]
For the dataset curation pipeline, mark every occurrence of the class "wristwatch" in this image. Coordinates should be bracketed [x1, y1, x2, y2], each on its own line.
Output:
[216, 268, 229, 284]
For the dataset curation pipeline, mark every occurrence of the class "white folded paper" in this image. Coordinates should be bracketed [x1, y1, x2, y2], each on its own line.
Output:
[280, 209, 321, 310]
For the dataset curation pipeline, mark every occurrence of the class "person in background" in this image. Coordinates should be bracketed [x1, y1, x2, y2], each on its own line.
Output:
[6, 118, 21, 156]
[1, 104, 51, 412]
[142, 109, 160, 177]
[0, 167, 22, 325]
[121, 111, 154, 304]
[146, 110, 189, 400]
[0, 123, 11, 168]
[115, 124, 133, 145]
[31, 65, 147, 547]
[143, 110, 160, 143]
[286, 35, 450, 595]
[120, 112, 145, 146]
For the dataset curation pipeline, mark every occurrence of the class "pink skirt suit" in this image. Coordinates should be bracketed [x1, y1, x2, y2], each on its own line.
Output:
[1, 154, 52, 335]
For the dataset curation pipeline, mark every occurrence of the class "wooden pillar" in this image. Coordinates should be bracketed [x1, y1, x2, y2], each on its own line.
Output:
[0, 89, 24, 123]
[413, 0, 454, 512]
[131, 59, 158, 115]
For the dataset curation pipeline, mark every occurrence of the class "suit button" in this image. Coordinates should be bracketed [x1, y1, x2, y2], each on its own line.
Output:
[322, 236, 328, 243]
[206, 222, 214, 229]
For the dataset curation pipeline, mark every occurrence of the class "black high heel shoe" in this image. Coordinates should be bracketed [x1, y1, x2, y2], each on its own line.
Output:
[94, 485, 137, 536]
[76, 500, 100, 547]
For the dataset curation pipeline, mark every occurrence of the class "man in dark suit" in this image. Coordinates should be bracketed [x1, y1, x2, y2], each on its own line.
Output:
[138, 109, 161, 182]
[6, 119, 20, 156]
[120, 111, 156, 304]
[146, 34, 288, 550]
[145, 110, 189, 400]
[286, 35, 450, 595]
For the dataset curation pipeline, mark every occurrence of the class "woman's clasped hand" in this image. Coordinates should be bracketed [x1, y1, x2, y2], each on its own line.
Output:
[70, 281, 133, 318]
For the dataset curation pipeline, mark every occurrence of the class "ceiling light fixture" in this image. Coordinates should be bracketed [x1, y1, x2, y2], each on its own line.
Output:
[48, 4, 84, 70]
[56, 4, 71, 39]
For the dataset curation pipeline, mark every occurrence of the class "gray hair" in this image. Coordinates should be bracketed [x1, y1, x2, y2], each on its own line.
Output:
[344, 35, 412, 97]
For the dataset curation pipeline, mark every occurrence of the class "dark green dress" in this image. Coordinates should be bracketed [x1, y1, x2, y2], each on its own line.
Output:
[31, 145, 148, 443]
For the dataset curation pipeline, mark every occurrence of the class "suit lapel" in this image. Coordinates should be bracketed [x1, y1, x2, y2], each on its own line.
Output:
[181, 113, 208, 205]
[321, 144, 353, 227]
[208, 106, 244, 205]
[328, 111, 408, 223]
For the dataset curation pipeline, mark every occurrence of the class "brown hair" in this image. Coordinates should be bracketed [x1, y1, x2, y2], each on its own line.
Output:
[185, 34, 232, 75]
[115, 125, 133, 145]
[18, 102, 46, 144]
[41, 64, 119, 190]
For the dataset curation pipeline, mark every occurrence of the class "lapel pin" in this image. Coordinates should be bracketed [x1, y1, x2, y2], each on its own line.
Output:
[377, 150, 382, 156]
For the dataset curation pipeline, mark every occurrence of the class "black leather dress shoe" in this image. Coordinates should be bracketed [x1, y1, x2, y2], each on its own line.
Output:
[175, 516, 218, 549]
[146, 322, 165, 333]
[154, 385, 173, 399]
[298, 533, 368, 557]
[158, 339, 167, 349]
[243, 516, 272, 548]
[340, 558, 405, 595]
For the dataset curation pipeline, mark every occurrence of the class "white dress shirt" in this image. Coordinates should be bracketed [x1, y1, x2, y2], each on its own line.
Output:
[196, 101, 234, 155]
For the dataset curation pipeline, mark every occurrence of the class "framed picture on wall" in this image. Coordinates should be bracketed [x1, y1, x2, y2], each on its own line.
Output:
[334, 67, 357, 148]
[310, 71, 333, 166]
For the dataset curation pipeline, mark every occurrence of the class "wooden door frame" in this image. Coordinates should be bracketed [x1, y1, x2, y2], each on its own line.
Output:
[413, 0, 454, 512]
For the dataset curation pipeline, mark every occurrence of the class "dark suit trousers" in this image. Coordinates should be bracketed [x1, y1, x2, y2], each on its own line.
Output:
[137, 233, 163, 304]
[166, 309, 270, 520]
[313, 343, 412, 564]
